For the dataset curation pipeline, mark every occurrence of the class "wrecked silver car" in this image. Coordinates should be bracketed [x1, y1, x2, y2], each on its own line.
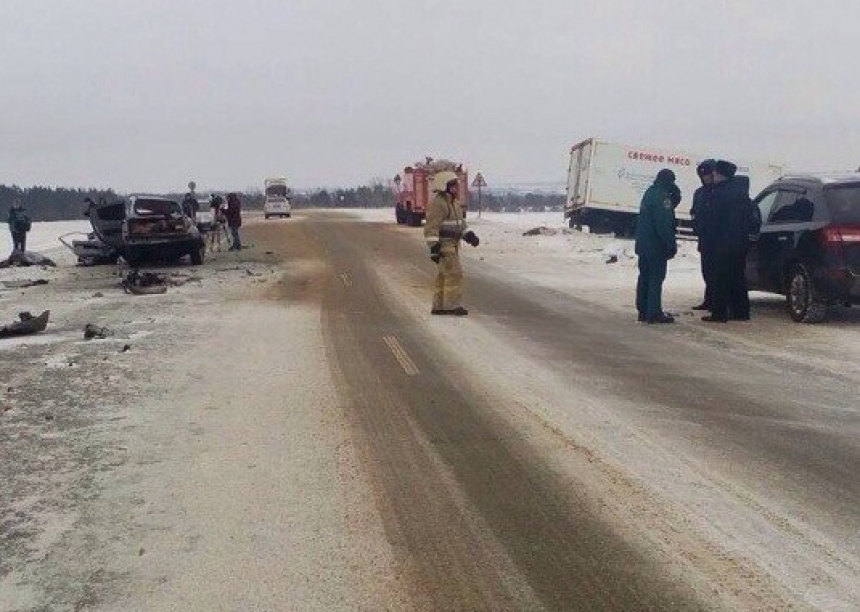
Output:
[84, 195, 205, 266]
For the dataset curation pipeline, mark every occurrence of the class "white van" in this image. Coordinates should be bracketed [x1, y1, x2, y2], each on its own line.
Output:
[264, 178, 292, 219]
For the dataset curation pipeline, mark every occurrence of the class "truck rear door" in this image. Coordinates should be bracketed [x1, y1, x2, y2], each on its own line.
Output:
[565, 140, 592, 218]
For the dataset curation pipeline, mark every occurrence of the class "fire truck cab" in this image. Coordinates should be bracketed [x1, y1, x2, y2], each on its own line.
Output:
[392, 160, 468, 227]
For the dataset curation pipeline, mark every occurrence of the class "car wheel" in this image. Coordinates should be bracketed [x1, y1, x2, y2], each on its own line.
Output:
[786, 264, 826, 323]
[190, 244, 205, 266]
[264, 214, 270, 219]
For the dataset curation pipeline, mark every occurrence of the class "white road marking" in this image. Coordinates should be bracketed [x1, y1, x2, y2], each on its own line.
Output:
[383, 335, 419, 377]
[339, 272, 352, 287]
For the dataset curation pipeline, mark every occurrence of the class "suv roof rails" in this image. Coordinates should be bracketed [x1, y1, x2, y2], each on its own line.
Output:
[777, 172, 860, 184]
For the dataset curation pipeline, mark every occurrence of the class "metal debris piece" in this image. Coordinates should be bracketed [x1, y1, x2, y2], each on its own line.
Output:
[0, 252, 57, 267]
[1, 279, 49, 289]
[0, 310, 50, 339]
[84, 324, 113, 340]
[121, 270, 169, 295]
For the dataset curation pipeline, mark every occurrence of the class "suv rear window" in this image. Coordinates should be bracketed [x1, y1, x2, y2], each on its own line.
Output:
[824, 185, 860, 223]
[134, 199, 181, 216]
[266, 185, 288, 198]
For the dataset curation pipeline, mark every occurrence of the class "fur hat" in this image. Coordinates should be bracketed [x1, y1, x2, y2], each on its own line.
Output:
[714, 160, 737, 178]
[696, 159, 716, 176]
[655, 169, 676, 186]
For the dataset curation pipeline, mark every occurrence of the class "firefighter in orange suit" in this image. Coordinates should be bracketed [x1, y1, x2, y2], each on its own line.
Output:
[423, 171, 480, 316]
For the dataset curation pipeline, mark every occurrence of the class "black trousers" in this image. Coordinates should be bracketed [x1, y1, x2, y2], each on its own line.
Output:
[699, 248, 716, 308]
[636, 255, 668, 321]
[11, 231, 26, 253]
[711, 250, 749, 320]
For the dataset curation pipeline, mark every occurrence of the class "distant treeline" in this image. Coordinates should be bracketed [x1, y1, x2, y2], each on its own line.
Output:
[0, 185, 118, 222]
[291, 183, 564, 212]
[2, 182, 564, 221]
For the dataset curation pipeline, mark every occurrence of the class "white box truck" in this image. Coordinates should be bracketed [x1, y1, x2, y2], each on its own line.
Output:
[264, 177, 292, 219]
[565, 138, 784, 236]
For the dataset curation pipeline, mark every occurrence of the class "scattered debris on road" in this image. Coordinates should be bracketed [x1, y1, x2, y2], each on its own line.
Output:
[121, 270, 169, 295]
[1, 279, 50, 289]
[84, 323, 114, 340]
[58, 231, 118, 266]
[119, 269, 201, 295]
[522, 226, 575, 237]
[0, 251, 57, 267]
[0, 310, 50, 338]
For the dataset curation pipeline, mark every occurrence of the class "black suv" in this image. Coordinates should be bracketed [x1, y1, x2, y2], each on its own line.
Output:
[746, 174, 860, 322]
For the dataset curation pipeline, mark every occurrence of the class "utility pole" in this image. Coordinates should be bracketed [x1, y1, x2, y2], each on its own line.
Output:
[471, 172, 487, 218]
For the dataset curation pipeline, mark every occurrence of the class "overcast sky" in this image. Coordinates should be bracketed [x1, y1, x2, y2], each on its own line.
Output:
[1, 0, 858, 192]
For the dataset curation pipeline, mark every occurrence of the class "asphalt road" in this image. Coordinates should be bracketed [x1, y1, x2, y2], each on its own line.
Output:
[4, 211, 856, 611]
[252, 211, 860, 611]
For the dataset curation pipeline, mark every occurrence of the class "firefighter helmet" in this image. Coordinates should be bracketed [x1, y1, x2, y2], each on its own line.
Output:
[431, 171, 459, 193]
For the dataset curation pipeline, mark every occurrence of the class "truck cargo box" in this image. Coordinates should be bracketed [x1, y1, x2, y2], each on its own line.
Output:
[565, 138, 784, 237]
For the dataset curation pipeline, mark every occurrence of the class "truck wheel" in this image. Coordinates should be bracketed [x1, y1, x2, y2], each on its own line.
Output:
[407, 212, 423, 227]
[395, 207, 407, 224]
[190, 244, 205, 266]
[786, 264, 826, 323]
[568, 210, 583, 231]
[611, 217, 632, 239]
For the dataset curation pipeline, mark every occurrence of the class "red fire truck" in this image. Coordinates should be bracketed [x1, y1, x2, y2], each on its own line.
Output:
[392, 159, 468, 226]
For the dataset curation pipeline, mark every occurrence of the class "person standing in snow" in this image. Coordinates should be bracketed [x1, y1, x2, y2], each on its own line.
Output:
[701, 160, 755, 322]
[7, 199, 31, 254]
[423, 171, 480, 316]
[182, 181, 199, 221]
[635, 169, 678, 324]
[690, 159, 717, 311]
[224, 192, 243, 251]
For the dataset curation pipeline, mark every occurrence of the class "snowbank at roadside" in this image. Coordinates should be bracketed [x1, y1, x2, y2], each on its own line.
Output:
[0, 220, 92, 259]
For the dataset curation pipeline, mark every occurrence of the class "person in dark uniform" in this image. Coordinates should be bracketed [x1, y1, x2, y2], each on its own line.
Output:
[702, 160, 753, 322]
[224, 192, 243, 251]
[7, 199, 31, 254]
[690, 159, 716, 311]
[182, 181, 199, 221]
[635, 169, 678, 324]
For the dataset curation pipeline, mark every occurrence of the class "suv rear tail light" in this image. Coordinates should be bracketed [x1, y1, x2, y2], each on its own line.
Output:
[818, 225, 860, 268]
[819, 225, 860, 244]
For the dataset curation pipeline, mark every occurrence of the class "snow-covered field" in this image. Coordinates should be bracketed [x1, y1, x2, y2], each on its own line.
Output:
[0, 220, 92, 260]
[349, 207, 704, 306]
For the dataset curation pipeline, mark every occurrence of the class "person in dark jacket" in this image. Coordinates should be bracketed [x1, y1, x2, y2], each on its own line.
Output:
[182, 181, 199, 221]
[225, 192, 243, 251]
[690, 159, 716, 310]
[635, 169, 678, 324]
[702, 160, 753, 322]
[7, 199, 31, 254]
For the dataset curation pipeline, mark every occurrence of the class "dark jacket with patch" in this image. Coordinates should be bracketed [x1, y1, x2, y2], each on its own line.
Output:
[635, 182, 677, 260]
[691, 184, 714, 253]
[709, 176, 753, 257]
[7, 206, 30, 234]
